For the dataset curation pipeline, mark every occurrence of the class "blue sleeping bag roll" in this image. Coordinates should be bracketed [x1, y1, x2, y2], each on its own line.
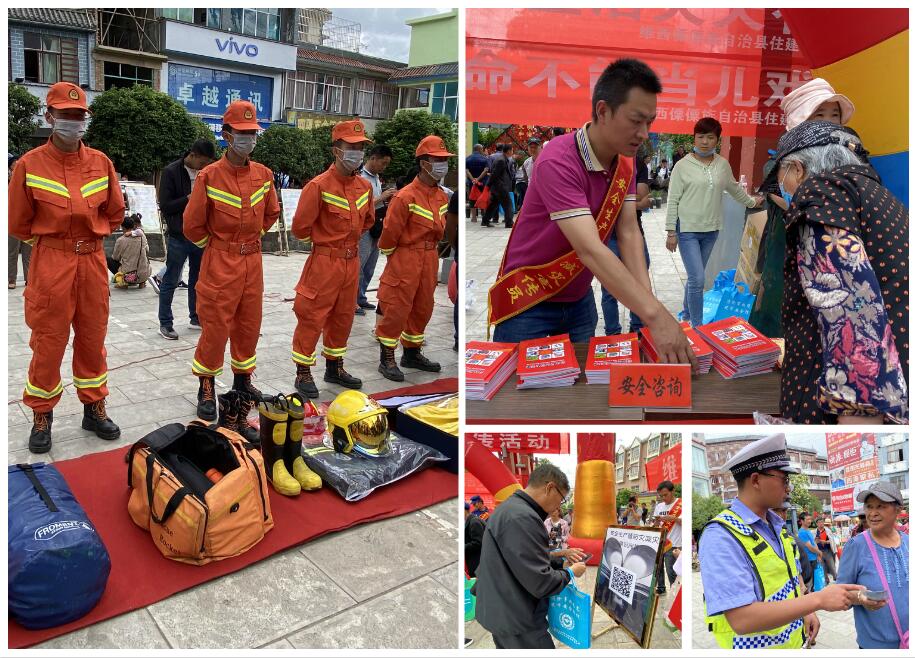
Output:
[8, 463, 111, 629]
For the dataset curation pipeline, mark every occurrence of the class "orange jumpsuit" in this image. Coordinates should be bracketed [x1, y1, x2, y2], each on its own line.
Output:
[183, 156, 279, 377]
[376, 179, 448, 349]
[291, 165, 374, 366]
[8, 140, 125, 413]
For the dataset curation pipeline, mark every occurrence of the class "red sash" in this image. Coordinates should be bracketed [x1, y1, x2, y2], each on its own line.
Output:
[660, 498, 682, 553]
[488, 155, 633, 328]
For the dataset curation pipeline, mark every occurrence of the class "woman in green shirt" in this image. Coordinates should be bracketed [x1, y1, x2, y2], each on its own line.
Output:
[666, 118, 761, 326]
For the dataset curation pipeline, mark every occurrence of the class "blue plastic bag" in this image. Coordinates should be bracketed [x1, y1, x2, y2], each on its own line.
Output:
[548, 574, 592, 649]
[8, 463, 111, 629]
[714, 281, 756, 322]
[464, 577, 476, 622]
[812, 563, 825, 592]
[702, 270, 736, 324]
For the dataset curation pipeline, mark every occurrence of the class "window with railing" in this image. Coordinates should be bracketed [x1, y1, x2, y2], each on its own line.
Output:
[628, 462, 639, 480]
[23, 33, 79, 85]
[355, 79, 397, 119]
[647, 436, 661, 458]
[286, 71, 351, 114]
[615, 465, 624, 484]
[230, 8, 280, 41]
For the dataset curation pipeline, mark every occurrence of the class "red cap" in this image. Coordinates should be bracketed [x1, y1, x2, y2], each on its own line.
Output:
[223, 100, 260, 131]
[46, 82, 90, 113]
[415, 135, 454, 157]
[332, 120, 372, 144]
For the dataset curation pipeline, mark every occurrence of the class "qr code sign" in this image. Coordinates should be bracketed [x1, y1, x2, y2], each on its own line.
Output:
[609, 564, 636, 605]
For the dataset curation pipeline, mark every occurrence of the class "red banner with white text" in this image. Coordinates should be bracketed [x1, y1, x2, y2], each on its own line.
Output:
[466, 432, 570, 454]
[645, 443, 683, 491]
[467, 8, 810, 137]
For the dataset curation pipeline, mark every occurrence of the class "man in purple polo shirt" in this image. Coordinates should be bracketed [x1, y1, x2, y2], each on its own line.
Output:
[491, 59, 696, 369]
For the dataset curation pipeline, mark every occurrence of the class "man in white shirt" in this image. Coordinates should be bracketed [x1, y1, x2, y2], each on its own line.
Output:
[653, 479, 682, 595]
[356, 145, 394, 316]
[515, 137, 542, 210]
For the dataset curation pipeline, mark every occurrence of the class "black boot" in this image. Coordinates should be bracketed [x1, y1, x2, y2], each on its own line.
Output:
[81, 400, 121, 440]
[257, 397, 300, 496]
[294, 363, 319, 399]
[232, 372, 262, 399]
[378, 343, 405, 382]
[29, 410, 53, 454]
[217, 392, 239, 433]
[197, 376, 217, 421]
[236, 393, 261, 448]
[401, 347, 441, 372]
[324, 358, 362, 389]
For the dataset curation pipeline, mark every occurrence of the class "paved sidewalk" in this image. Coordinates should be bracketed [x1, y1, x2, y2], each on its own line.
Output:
[465, 203, 687, 342]
[692, 569, 858, 650]
[465, 566, 681, 650]
[8, 251, 459, 650]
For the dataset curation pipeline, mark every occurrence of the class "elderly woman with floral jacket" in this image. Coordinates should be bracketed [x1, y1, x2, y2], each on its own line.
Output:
[766, 121, 908, 424]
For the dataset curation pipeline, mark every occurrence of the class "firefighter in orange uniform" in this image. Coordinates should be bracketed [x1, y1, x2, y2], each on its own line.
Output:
[290, 120, 374, 398]
[8, 82, 125, 453]
[375, 135, 453, 380]
[183, 100, 279, 419]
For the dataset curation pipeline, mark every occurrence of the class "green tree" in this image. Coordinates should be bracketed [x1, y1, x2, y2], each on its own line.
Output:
[789, 473, 823, 513]
[84, 85, 217, 180]
[692, 494, 726, 540]
[251, 124, 312, 187]
[8, 84, 41, 155]
[477, 126, 503, 148]
[370, 110, 458, 182]
[616, 488, 637, 510]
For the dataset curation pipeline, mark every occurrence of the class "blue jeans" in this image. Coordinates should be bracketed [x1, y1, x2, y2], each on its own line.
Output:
[357, 231, 379, 306]
[158, 236, 202, 328]
[677, 223, 719, 326]
[493, 292, 597, 343]
[601, 234, 650, 335]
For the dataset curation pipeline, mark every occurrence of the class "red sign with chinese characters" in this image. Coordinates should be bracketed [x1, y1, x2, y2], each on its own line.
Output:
[831, 486, 856, 514]
[467, 433, 570, 454]
[467, 8, 810, 137]
[646, 443, 683, 490]
[608, 364, 692, 408]
[826, 433, 877, 469]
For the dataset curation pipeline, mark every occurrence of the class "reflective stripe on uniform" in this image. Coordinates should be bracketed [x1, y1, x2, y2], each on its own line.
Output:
[73, 372, 108, 389]
[24, 237, 38, 246]
[408, 203, 434, 221]
[440, 204, 449, 216]
[401, 331, 424, 343]
[230, 355, 256, 371]
[250, 181, 271, 207]
[80, 176, 109, 199]
[25, 379, 64, 399]
[380, 247, 395, 256]
[355, 190, 370, 209]
[733, 618, 804, 650]
[25, 173, 70, 198]
[321, 191, 350, 211]
[192, 359, 223, 376]
[292, 350, 317, 366]
[377, 335, 399, 348]
[193, 235, 210, 248]
[206, 185, 243, 209]
[322, 346, 347, 358]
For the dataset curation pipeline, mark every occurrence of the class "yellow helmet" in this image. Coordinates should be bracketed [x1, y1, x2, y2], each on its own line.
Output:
[326, 390, 390, 458]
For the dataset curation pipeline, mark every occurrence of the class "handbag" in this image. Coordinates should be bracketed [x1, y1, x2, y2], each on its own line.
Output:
[703, 269, 756, 323]
[474, 185, 491, 210]
[548, 570, 592, 649]
[863, 531, 909, 649]
[812, 562, 825, 592]
[468, 182, 482, 202]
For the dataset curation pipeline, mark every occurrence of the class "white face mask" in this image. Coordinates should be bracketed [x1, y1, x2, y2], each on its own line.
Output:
[426, 161, 449, 180]
[228, 134, 256, 157]
[51, 117, 87, 143]
[336, 147, 365, 171]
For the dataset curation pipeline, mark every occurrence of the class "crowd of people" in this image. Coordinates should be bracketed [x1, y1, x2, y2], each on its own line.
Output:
[697, 433, 909, 649]
[8, 81, 458, 455]
[466, 55, 908, 424]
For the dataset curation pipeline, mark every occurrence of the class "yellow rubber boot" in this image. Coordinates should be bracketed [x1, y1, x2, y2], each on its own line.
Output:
[285, 394, 322, 491]
[257, 399, 301, 497]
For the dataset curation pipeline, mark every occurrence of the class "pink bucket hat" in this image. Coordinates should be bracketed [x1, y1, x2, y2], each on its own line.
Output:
[781, 78, 855, 131]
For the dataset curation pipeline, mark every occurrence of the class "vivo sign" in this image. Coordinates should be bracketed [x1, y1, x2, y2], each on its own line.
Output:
[216, 37, 259, 58]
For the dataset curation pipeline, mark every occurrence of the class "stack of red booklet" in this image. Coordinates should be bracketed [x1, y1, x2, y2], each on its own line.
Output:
[695, 317, 780, 378]
[584, 333, 639, 384]
[516, 334, 580, 389]
[640, 322, 713, 374]
[465, 341, 518, 400]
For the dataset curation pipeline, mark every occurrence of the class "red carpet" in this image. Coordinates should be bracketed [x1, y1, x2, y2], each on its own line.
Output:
[9, 379, 458, 649]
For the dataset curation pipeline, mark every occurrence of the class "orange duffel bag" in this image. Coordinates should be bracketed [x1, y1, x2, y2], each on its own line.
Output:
[126, 422, 274, 565]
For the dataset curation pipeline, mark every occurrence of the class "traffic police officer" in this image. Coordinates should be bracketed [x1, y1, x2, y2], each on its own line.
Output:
[9, 82, 125, 453]
[698, 433, 864, 649]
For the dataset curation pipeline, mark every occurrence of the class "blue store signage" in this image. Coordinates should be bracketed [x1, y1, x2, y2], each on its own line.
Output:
[168, 63, 273, 119]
